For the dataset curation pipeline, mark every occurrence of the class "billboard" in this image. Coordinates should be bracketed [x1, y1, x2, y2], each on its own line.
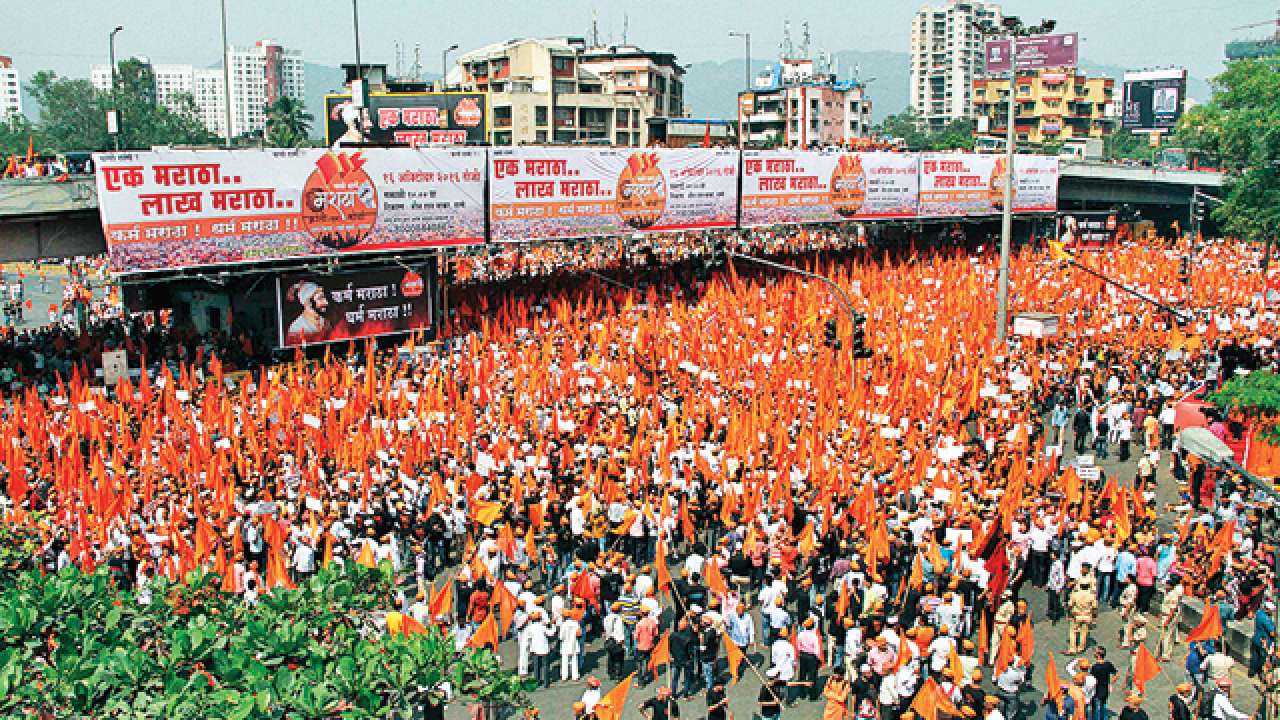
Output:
[918, 153, 1003, 217]
[488, 147, 739, 242]
[95, 148, 485, 274]
[740, 150, 919, 227]
[277, 264, 434, 347]
[1122, 69, 1186, 132]
[985, 33, 1079, 73]
[325, 92, 489, 147]
[1013, 155, 1059, 213]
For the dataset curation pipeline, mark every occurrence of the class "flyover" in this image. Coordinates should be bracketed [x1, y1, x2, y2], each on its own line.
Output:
[0, 160, 1230, 264]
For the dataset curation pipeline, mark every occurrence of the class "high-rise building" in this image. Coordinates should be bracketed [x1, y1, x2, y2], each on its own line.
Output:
[0, 56, 22, 119]
[454, 37, 684, 146]
[738, 59, 873, 148]
[225, 40, 304, 138]
[91, 40, 302, 139]
[972, 69, 1115, 147]
[910, 0, 1003, 132]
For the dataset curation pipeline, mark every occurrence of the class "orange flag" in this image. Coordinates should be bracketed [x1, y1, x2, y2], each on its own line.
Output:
[977, 611, 989, 664]
[947, 643, 967, 685]
[355, 540, 377, 568]
[1044, 651, 1063, 703]
[1185, 603, 1223, 643]
[492, 579, 519, 636]
[428, 581, 454, 619]
[401, 614, 429, 637]
[723, 630, 745, 684]
[1016, 618, 1035, 661]
[654, 537, 673, 593]
[594, 672, 635, 720]
[1132, 643, 1161, 694]
[648, 631, 671, 673]
[471, 499, 503, 526]
[910, 677, 963, 720]
[704, 559, 730, 596]
[467, 613, 499, 651]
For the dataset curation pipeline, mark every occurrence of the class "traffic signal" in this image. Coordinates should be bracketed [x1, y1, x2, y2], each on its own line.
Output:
[824, 319, 839, 348]
[1193, 200, 1206, 222]
[851, 312, 873, 360]
[1179, 255, 1191, 283]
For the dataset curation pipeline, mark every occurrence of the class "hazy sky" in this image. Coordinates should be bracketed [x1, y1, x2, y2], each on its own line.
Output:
[1, 0, 1272, 83]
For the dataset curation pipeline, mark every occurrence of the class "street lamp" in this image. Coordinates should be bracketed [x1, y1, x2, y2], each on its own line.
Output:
[109, 25, 123, 151]
[219, 1, 233, 147]
[441, 43, 459, 92]
[729, 31, 750, 148]
[351, 0, 364, 107]
[972, 16, 1056, 345]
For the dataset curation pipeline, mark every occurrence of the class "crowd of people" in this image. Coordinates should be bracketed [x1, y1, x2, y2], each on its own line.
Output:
[1, 229, 1279, 720]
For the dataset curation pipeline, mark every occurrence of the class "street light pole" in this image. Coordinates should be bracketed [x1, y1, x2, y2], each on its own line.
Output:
[729, 32, 750, 148]
[109, 25, 123, 151]
[351, 0, 363, 85]
[219, 0, 233, 147]
[441, 44, 459, 92]
[995, 38, 1016, 344]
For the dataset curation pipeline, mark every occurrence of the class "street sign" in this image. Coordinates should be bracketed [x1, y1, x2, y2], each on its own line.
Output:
[985, 33, 1079, 72]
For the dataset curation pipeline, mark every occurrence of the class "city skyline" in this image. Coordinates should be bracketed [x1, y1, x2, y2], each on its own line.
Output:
[0, 0, 1270, 97]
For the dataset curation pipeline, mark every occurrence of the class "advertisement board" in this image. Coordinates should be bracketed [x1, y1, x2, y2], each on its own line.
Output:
[95, 148, 485, 274]
[488, 147, 739, 242]
[918, 153, 1003, 217]
[1013, 155, 1059, 213]
[325, 92, 489, 147]
[985, 33, 1079, 73]
[276, 264, 434, 347]
[1122, 69, 1186, 132]
[740, 150, 919, 227]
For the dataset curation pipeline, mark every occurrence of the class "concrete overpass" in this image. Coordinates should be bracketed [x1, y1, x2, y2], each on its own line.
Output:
[1059, 160, 1225, 209]
[0, 161, 1229, 264]
[0, 176, 105, 260]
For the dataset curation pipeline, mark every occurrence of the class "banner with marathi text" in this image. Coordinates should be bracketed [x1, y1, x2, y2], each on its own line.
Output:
[1012, 154, 1060, 213]
[94, 148, 485, 274]
[276, 264, 434, 348]
[740, 150, 919, 227]
[918, 153, 1004, 217]
[488, 147, 739, 243]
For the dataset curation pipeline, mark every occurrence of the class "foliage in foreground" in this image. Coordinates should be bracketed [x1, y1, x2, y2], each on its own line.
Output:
[0, 562, 533, 719]
[1210, 369, 1280, 444]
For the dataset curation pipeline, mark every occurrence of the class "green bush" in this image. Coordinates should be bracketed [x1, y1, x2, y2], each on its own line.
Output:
[0, 563, 534, 718]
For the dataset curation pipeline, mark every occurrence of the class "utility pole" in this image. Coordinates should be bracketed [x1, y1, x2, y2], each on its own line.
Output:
[108, 25, 123, 151]
[730, 32, 751, 149]
[219, 0, 233, 147]
[996, 39, 1016, 344]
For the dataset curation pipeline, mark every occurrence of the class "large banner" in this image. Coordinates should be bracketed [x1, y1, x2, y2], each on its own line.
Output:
[325, 92, 489, 147]
[488, 147, 739, 242]
[918, 153, 1003, 217]
[95, 148, 485, 274]
[277, 264, 434, 347]
[1013, 155, 1059, 213]
[740, 150, 919, 227]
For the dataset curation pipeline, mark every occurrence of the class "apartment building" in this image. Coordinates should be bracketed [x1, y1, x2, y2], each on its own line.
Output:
[910, 0, 1003, 131]
[454, 37, 684, 146]
[0, 56, 20, 119]
[973, 69, 1115, 146]
[739, 58, 873, 148]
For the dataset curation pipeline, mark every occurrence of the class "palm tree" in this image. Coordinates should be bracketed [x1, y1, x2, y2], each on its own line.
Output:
[264, 96, 314, 147]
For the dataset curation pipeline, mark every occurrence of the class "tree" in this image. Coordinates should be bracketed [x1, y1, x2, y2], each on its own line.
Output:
[1177, 59, 1280, 242]
[265, 96, 314, 148]
[874, 109, 974, 151]
[1210, 370, 1280, 443]
[26, 70, 110, 152]
[26, 61, 214, 153]
[0, 113, 36, 157]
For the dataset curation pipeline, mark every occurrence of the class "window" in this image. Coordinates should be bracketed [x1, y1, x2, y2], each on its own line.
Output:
[535, 106, 548, 126]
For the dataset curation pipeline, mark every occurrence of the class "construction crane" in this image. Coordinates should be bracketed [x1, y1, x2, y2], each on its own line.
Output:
[1231, 10, 1280, 41]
